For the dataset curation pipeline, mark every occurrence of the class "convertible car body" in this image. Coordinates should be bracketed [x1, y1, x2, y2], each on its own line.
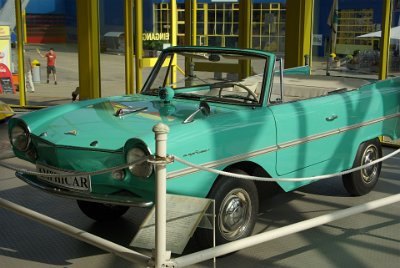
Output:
[8, 46, 400, 245]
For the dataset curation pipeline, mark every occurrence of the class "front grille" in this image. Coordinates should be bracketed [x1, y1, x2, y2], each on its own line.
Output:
[33, 138, 123, 172]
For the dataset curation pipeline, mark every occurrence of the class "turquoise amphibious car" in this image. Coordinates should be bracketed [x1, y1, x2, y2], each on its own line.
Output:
[8, 46, 400, 245]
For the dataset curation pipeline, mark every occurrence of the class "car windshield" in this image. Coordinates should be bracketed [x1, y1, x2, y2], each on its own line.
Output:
[141, 49, 269, 106]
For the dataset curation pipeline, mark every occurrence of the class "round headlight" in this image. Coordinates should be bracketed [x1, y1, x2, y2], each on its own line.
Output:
[126, 147, 152, 179]
[10, 123, 30, 151]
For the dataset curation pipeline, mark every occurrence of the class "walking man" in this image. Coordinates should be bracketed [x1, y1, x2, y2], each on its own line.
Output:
[24, 52, 35, 92]
[37, 48, 57, 85]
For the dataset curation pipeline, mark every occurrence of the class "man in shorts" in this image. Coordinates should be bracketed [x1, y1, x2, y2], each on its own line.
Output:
[37, 48, 57, 85]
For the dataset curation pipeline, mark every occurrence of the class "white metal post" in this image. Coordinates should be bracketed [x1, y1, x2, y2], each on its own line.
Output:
[153, 123, 170, 268]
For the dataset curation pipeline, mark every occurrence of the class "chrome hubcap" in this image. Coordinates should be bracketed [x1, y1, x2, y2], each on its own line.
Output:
[219, 188, 252, 241]
[361, 144, 378, 183]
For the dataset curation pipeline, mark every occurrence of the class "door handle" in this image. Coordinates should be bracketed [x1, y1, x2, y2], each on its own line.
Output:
[326, 114, 338, 121]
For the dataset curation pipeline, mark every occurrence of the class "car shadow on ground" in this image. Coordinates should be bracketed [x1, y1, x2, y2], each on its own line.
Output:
[0, 184, 151, 266]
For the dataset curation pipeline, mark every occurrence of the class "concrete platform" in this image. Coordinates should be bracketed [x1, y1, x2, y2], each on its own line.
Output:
[0, 119, 399, 267]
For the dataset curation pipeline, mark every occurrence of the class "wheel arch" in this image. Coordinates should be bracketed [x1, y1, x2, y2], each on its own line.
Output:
[211, 160, 283, 199]
[347, 136, 381, 165]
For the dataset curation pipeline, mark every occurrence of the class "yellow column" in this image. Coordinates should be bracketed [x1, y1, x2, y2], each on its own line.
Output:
[185, 0, 197, 46]
[170, 0, 177, 84]
[204, 3, 208, 46]
[285, 0, 313, 68]
[379, 0, 392, 80]
[76, 0, 101, 100]
[15, 0, 26, 106]
[134, 0, 143, 90]
[238, 0, 251, 49]
[184, 0, 197, 77]
[239, 0, 252, 79]
[124, 0, 135, 94]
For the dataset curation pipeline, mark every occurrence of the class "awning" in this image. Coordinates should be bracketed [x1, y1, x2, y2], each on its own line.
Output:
[357, 26, 400, 40]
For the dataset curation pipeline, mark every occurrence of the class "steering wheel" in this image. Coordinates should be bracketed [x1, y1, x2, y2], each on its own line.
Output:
[213, 82, 258, 102]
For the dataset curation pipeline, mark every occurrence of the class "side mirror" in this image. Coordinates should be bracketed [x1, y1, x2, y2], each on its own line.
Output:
[199, 100, 211, 116]
[183, 101, 211, 124]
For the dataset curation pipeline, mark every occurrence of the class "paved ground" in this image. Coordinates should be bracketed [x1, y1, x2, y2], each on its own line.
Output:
[2, 43, 144, 107]
[0, 122, 399, 268]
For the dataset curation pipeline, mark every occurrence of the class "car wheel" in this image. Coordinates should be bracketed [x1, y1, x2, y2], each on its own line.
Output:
[197, 169, 258, 247]
[342, 138, 382, 196]
[77, 200, 129, 221]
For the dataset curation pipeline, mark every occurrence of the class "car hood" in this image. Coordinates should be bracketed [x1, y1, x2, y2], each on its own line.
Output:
[21, 94, 241, 151]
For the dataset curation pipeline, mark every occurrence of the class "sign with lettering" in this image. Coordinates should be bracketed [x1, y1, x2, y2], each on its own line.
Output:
[313, 34, 323, 46]
[142, 32, 170, 41]
[0, 26, 10, 37]
[0, 26, 11, 69]
[36, 163, 91, 192]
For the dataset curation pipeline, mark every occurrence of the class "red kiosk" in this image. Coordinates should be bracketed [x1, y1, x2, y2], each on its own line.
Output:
[0, 63, 16, 94]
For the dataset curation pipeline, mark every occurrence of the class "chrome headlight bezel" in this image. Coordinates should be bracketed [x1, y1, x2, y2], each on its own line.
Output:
[126, 146, 153, 179]
[10, 121, 31, 152]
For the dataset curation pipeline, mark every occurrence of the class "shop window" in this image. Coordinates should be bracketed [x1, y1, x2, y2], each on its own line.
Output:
[336, 9, 375, 55]
[153, 2, 285, 52]
[253, 3, 286, 52]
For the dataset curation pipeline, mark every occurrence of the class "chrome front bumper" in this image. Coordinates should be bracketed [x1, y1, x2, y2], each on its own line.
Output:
[15, 171, 154, 208]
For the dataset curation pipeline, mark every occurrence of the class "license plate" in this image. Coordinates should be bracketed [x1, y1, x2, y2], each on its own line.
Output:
[36, 164, 91, 192]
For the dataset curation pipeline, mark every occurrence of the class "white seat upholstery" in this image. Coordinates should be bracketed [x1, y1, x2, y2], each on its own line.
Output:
[235, 75, 263, 94]
[272, 75, 370, 102]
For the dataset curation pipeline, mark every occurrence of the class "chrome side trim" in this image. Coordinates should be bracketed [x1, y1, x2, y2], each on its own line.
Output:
[338, 113, 400, 133]
[277, 130, 337, 149]
[279, 113, 400, 149]
[167, 112, 400, 179]
[167, 145, 279, 179]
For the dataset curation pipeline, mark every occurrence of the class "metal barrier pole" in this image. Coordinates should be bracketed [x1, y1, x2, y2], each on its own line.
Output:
[153, 123, 170, 268]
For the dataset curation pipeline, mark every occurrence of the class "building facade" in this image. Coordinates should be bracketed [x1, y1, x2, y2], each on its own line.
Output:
[1, 0, 399, 56]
